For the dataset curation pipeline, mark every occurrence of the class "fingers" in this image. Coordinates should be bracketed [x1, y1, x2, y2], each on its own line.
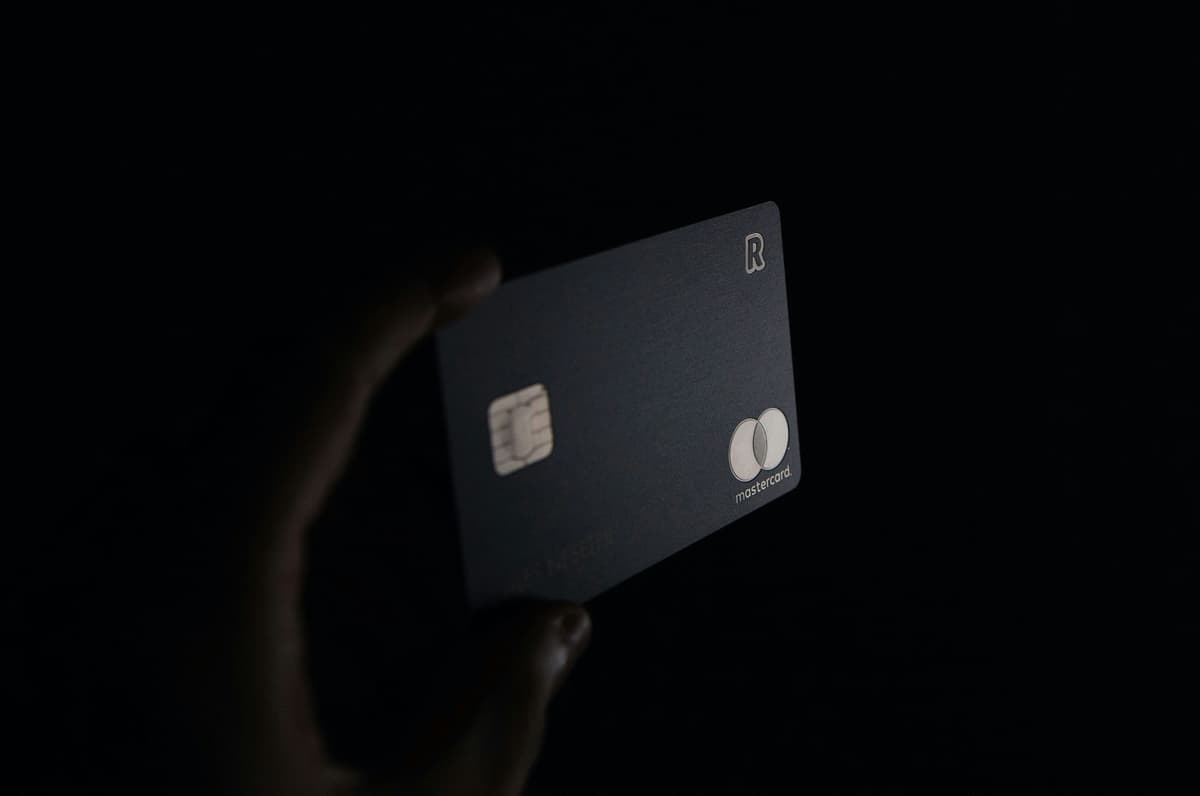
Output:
[378, 601, 592, 796]
[256, 248, 501, 545]
[180, 250, 500, 792]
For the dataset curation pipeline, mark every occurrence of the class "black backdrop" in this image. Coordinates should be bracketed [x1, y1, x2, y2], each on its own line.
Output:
[30, 6, 1196, 793]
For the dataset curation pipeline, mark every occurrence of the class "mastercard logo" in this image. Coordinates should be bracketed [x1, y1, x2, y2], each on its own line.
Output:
[728, 408, 790, 482]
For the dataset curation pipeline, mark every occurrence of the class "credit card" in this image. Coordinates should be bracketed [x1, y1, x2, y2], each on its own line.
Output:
[437, 202, 800, 609]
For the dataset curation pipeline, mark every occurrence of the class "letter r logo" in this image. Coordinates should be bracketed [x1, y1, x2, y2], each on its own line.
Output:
[745, 233, 765, 273]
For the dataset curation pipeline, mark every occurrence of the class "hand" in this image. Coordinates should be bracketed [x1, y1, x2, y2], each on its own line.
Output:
[142, 251, 591, 795]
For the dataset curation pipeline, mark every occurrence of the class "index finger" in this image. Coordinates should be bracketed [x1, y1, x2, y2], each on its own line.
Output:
[257, 249, 501, 546]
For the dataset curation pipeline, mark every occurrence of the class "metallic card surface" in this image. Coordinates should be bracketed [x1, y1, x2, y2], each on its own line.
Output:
[437, 202, 800, 609]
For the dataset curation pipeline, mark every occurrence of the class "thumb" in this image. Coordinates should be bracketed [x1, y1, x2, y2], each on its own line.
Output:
[374, 601, 592, 796]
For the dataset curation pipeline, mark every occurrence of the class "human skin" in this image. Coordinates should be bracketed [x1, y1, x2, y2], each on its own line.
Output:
[130, 250, 590, 796]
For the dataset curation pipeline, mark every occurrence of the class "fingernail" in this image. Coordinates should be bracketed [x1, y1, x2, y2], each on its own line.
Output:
[544, 606, 590, 697]
[557, 605, 591, 650]
[434, 249, 502, 310]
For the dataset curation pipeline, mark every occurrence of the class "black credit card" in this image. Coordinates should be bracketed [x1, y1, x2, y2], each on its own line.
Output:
[437, 202, 799, 609]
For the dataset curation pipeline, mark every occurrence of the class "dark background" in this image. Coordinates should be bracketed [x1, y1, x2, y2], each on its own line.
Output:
[27, 5, 1196, 793]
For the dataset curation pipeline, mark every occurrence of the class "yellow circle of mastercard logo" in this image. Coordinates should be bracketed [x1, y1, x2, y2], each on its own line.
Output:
[728, 408, 789, 482]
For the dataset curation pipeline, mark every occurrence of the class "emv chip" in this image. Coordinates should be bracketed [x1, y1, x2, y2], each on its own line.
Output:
[488, 383, 553, 476]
